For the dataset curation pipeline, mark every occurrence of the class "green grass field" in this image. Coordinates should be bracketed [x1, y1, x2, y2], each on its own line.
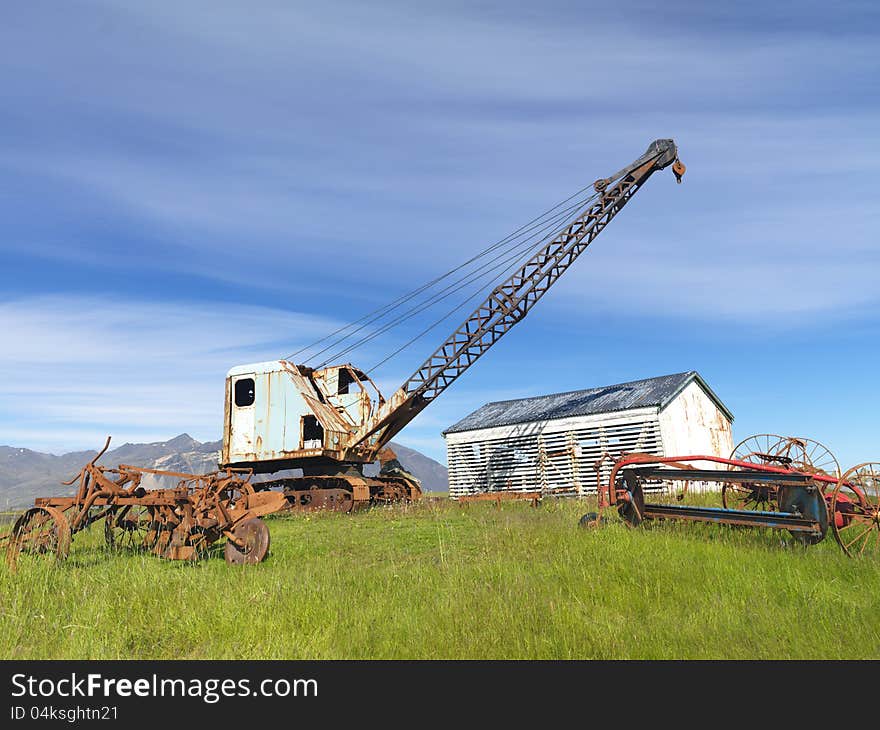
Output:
[2, 497, 879, 659]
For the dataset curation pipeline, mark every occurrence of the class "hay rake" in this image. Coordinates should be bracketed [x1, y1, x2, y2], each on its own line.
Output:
[581, 434, 880, 557]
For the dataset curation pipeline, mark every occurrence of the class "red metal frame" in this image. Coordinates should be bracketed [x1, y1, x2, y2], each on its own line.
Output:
[600, 453, 846, 511]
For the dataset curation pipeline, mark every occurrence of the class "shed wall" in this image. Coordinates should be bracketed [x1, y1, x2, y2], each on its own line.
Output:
[658, 381, 734, 462]
[445, 407, 663, 498]
[445, 381, 734, 498]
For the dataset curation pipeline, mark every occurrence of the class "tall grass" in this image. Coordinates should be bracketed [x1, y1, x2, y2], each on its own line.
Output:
[1, 498, 878, 659]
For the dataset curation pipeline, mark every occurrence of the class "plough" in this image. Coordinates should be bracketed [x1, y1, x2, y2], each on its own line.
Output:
[582, 434, 880, 557]
[1, 438, 288, 568]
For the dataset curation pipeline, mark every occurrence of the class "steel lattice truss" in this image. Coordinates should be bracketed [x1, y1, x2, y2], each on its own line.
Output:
[352, 139, 680, 454]
[404, 149, 672, 403]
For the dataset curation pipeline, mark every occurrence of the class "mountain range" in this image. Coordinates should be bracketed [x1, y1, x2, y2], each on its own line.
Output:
[0, 434, 448, 510]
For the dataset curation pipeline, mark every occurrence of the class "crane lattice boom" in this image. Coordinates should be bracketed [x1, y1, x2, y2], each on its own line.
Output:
[353, 138, 683, 454]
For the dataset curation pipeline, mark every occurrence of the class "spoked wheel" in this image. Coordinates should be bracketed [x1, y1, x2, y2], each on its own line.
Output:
[725, 434, 786, 511]
[831, 463, 880, 558]
[6, 506, 72, 569]
[224, 518, 270, 565]
[722, 483, 777, 512]
[723, 434, 841, 510]
[104, 505, 156, 552]
[731, 434, 840, 476]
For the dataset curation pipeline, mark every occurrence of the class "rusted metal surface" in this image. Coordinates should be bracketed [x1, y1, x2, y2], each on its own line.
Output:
[254, 471, 421, 513]
[829, 463, 880, 558]
[586, 443, 874, 555]
[672, 159, 686, 183]
[722, 434, 840, 512]
[4, 506, 72, 565]
[2, 438, 288, 569]
[224, 518, 271, 565]
[220, 360, 434, 520]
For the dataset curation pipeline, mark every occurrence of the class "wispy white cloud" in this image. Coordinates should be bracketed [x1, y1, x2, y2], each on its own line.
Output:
[0, 295, 342, 452]
[3, 3, 877, 278]
[67, 2, 879, 113]
[0, 291, 549, 459]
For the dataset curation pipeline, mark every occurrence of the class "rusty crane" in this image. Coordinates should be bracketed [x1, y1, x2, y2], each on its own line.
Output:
[220, 139, 686, 511]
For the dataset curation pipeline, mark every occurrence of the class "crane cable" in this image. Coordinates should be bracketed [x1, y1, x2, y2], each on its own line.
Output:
[317, 223, 565, 369]
[311, 190, 599, 368]
[362, 174, 631, 375]
[284, 183, 600, 362]
[300, 189, 598, 365]
[311, 192, 597, 367]
[364, 224, 562, 375]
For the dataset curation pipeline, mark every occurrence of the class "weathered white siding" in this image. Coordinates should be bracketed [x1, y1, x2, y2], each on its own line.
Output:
[658, 381, 733, 462]
[446, 407, 663, 498]
[446, 378, 733, 499]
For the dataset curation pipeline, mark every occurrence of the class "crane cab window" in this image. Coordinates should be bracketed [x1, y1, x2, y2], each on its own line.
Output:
[234, 378, 255, 407]
[337, 369, 355, 395]
[302, 415, 324, 448]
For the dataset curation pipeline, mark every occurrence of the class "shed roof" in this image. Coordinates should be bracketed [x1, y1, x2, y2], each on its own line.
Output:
[443, 371, 733, 435]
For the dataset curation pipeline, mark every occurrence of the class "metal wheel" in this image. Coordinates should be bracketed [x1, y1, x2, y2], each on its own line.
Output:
[722, 482, 777, 512]
[731, 434, 839, 476]
[578, 512, 601, 529]
[831, 463, 880, 558]
[104, 506, 155, 552]
[224, 518, 270, 565]
[6, 506, 72, 568]
[617, 478, 645, 528]
[724, 434, 785, 511]
[723, 434, 840, 510]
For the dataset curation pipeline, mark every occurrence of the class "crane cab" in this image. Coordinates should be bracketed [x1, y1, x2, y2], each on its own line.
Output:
[221, 360, 384, 473]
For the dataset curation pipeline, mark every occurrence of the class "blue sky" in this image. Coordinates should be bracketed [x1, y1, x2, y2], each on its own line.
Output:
[1, 1, 878, 469]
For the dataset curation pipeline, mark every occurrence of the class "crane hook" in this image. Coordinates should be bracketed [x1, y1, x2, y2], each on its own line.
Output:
[672, 159, 686, 184]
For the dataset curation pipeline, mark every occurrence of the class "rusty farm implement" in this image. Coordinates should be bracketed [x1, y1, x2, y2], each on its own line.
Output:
[581, 433, 880, 557]
[2, 438, 288, 568]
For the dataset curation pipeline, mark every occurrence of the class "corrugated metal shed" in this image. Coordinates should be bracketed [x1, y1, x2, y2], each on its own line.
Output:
[443, 371, 733, 435]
